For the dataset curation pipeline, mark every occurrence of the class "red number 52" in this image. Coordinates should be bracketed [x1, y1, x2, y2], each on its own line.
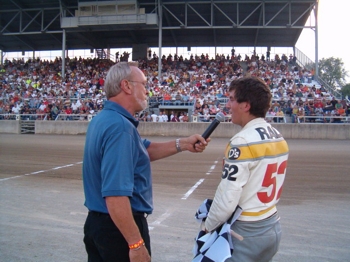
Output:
[257, 160, 287, 204]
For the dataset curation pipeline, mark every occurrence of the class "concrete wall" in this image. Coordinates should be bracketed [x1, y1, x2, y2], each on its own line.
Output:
[1, 121, 350, 139]
[138, 122, 350, 140]
[137, 122, 243, 138]
[35, 121, 89, 135]
[271, 123, 350, 140]
[0, 120, 20, 134]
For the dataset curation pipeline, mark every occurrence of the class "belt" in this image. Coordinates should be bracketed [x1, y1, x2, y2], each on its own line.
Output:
[133, 212, 149, 218]
[89, 211, 109, 216]
[89, 211, 148, 218]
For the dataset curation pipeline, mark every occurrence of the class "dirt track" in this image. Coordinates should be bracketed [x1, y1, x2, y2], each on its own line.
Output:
[0, 134, 349, 262]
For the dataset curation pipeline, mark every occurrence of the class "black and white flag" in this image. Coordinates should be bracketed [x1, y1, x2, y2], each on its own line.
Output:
[192, 199, 243, 262]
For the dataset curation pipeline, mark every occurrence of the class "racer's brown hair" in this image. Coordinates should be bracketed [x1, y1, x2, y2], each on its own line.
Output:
[229, 77, 272, 118]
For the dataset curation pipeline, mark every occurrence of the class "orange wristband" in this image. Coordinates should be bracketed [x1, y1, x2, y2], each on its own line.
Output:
[129, 239, 144, 250]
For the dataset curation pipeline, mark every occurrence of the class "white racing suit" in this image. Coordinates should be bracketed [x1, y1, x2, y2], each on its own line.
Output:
[205, 118, 289, 262]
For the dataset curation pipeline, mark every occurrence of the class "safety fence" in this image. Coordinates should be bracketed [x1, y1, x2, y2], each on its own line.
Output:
[1, 114, 349, 124]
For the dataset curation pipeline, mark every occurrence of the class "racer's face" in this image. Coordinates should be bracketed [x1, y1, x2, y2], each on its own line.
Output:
[226, 90, 245, 126]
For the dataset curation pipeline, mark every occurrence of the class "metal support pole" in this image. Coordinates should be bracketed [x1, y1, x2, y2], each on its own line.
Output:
[158, 0, 162, 84]
[61, 29, 66, 82]
[314, 3, 319, 81]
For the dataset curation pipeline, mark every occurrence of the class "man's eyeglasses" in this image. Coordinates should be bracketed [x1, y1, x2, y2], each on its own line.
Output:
[128, 80, 148, 89]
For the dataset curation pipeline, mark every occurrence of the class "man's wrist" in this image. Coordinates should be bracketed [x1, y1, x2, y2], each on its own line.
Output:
[175, 138, 182, 152]
[129, 239, 145, 250]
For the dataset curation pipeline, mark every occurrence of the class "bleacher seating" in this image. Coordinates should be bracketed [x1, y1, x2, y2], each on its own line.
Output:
[0, 54, 349, 123]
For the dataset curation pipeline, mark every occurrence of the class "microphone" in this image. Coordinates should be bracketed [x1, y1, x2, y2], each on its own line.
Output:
[201, 112, 226, 139]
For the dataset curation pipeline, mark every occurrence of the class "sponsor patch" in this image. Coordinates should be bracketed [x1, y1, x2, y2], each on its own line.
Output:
[228, 147, 241, 160]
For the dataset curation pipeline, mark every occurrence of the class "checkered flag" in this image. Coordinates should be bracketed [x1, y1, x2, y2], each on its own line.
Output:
[192, 199, 242, 262]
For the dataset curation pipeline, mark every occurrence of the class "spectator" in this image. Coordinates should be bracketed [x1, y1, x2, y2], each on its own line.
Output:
[202, 111, 211, 122]
[291, 105, 299, 123]
[266, 108, 275, 123]
[202, 104, 210, 115]
[337, 105, 346, 117]
[161, 111, 168, 122]
[276, 107, 285, 123]
[346, 104, 350, 116]
[150, 111, 158, 122]
[163, 92, 171, 105]
[175, 92, 183, 105]
[65, 106, 73, 120]
[323, 100, 334, 112]
[297, 107, 305, 123]
[51, 104, 59, 119]
[182, 112, 189, 122]
[171, 113, 179, 122]
[72, 100, 79, 114]
[158, 111, 165, 122]
[170, 110, 175, 121]
[0, 53, 338, 124]
[179, 112, 184, 122]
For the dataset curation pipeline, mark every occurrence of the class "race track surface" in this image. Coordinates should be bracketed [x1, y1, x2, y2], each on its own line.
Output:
[1, 134, 349, 262]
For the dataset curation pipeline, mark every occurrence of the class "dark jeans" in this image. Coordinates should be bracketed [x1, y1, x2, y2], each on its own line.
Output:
[84, 211, 151, 262]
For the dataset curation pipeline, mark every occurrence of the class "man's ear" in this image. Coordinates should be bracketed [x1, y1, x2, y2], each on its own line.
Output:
[120, 79, 132, 95]
[241, 101, 251, 112]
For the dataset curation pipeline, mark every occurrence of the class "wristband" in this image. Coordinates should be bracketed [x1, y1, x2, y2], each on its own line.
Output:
[130, 242, 145, 251]
[129, 239, 144, 250]
[175, 138, 182, 152]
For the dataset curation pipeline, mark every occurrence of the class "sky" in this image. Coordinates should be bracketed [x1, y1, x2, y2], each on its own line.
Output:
[295, 0, 349, 82]
[3, 0, 348, 83]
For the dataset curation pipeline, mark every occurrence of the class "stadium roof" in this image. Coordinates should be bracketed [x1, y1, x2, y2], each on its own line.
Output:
[0, 0, 317, 53]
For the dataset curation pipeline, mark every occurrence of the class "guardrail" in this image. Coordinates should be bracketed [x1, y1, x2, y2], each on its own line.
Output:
[0, 114, 48, 120]
[1, 114, 349, 124]
[54, 114, 97, 121]
[297, 115, 350, 123]
[265, 116, 287, 123]
[192, 114, 232, 123]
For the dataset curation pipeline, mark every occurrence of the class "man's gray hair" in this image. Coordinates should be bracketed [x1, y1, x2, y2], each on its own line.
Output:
[104, 61, 138, 99]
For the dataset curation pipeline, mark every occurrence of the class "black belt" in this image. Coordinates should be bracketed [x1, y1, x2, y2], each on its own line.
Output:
[89, 211, 109, 216]
[133, 212, 149, 218]
[89, 210, 148, 218]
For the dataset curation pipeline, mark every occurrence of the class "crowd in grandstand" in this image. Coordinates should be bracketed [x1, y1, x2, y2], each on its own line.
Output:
[0, 51, 349, 123]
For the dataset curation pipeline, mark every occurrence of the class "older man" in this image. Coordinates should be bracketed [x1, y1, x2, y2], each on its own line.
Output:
[82, 62, 209, 262]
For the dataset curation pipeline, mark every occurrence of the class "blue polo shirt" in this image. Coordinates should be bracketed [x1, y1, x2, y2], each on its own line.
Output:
[83, 100, 152, 214]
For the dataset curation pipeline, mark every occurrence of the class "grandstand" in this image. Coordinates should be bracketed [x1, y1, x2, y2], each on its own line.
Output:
[0, 0, 349, 133]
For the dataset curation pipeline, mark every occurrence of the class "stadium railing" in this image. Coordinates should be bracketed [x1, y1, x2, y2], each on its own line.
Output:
[265, 115, 287, 123]
[192, 114, 232, 123]
[0, 114, 48, 120]
[297, 115, 350, 124]
[54, 114, 97, 121]
[1, 114, 349, 124]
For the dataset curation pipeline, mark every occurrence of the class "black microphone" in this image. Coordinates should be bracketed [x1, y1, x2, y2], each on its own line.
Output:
[201, 112, 226, 139]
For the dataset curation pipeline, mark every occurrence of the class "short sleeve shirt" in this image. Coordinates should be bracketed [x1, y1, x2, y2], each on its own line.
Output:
[83, 100, 153, 214]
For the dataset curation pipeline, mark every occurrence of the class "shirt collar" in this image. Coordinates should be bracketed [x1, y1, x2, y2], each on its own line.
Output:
[241, 117, 265, 131]
[103, 100, 139, 128]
